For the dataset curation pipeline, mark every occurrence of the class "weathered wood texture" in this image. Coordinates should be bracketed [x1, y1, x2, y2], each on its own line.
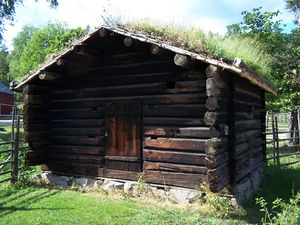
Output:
[232, 76, 265, 184]
[204, 65, 230, 192]
[23, 85, 50, 165]
[24, 38, 211, 185]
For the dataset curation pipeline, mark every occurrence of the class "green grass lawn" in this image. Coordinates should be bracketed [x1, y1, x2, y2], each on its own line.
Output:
[0, 184, 248, 225]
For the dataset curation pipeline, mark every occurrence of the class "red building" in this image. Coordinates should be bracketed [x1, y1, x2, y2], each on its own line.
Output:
[0, 81, 14, 115]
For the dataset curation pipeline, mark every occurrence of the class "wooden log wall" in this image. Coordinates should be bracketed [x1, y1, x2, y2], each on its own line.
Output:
[23, 84, 49, 166]
[23, 36, 214, 187]
[232, 76, 265, 183]
[204, 65, 230, 192]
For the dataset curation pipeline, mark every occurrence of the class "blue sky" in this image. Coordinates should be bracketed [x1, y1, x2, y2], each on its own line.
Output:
[3, 0, 297, 50]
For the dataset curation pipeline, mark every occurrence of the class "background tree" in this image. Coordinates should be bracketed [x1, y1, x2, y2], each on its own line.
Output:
[0, 44, 9, 85]
[0, 0, 58, 42]
[7, 22, 88, 81]
[227, 7, 299, 111]
[285, 0, 300, 25]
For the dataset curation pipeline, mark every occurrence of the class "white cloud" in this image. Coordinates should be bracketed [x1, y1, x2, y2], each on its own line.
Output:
[3, 0, 296, 51]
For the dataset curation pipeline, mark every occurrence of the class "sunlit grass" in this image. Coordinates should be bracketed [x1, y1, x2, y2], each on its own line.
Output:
[119, 20, 273, 78]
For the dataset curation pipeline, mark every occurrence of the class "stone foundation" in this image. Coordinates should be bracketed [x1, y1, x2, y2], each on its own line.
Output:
[235, 164, 264, 204]
[33, 172, 201, 204]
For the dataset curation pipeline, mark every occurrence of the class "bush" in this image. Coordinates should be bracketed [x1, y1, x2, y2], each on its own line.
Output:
[256, 193, 300, 224]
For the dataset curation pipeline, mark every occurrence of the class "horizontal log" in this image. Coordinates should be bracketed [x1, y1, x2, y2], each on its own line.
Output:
[45, 162, 102, 177]
[204, 112, 227, 126]
[206, 65, 222, 78]
[50, 119, 104, 128]
[170, 80, 205, 93]
[48, 152, 104, 165]
[144, 137, 206, 152]
[235, 120, 261, 130]
[143, 117, 204, 127]
[74, 45, 102, 58]
[104, 169, 139, 181]
[50, 136, 104, 146]
[174, 54, 194, 68]
[143, 104, 206, 117]
[24, 95, 48, 105]
[99, 27, 110, 37]
[235, 142, 250, 156]
[236, 155, 264, 181]
[235, 130, 261, 144]
[24, 123, 48, 131]
[23, 85, 49, 95]
[209, 168, 230, 192]
[28, 141, 49, 150]
[50, 127, 105, 136]
[234, 91, 262, 105]
[50, 93, 206, 109]
[50, 145, 104, 155]
[207, 163, 229, 184]
[143, 161, 207, 174]
[144, 126, 220, 138]
[50, 108, 104, 119]
[25, 151, 47, 166]
[23, 104, 47, 114]
[234, 76, 262, 98]
[105, 156, 140, 162]
[150, 45, 164, 56]
[23, 114, 48, 124]
[105, 160, 141, 172]
[205, 138, 228, 155]
[144, 170, 207, 188]
[143, 149, 206, 165]
[205, 152, 228, 169]
[51, 82, 167, 99]
[39, 71, 61, 81]
[24, 131, 47, 142]
[206, 77, 228, 97]
[49, 143, 104, 155]
[206, 97, 228, 111]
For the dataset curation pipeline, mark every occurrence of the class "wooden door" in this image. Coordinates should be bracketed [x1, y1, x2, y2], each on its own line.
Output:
[105, 102, 142, 172]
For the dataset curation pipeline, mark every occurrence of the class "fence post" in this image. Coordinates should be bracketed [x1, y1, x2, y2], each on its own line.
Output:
[275, 116, 280, 165]
[11, 114, 20, 184]
[271, 111, 276, 164]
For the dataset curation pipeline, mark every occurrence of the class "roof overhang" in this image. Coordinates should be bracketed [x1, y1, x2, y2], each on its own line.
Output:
[13, 25, 277, 96]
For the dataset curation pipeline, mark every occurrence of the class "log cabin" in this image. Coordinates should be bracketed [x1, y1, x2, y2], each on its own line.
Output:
[12, 26, 277, 202]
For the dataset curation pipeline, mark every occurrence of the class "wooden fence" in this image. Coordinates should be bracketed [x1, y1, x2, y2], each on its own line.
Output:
[0, 106, 27, 184]
[266, 111, 300, 166]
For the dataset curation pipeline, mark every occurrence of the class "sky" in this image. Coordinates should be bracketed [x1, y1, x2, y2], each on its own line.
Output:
[3, 0, 297, 51]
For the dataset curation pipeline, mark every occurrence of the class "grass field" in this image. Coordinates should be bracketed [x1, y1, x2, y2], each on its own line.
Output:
[1, 123, 300, 224]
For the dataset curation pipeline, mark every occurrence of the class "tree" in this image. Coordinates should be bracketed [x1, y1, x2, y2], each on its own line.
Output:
[0, 0, 58, 42]
[0, 44, 9, 85]
[8, 22, 88, 81]
[227, 7, 300, 111]
[285, 0, 300, 25]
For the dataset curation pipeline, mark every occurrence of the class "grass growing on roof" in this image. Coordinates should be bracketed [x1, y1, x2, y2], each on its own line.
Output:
[120, 20, 273, 78]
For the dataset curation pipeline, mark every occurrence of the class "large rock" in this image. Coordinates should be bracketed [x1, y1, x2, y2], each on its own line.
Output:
[102, 180, 124, 191]
[124, 181, 135, 193]
[168, 188, 199, 204]
[73, 178, 95, 187]
[40, 173, 69, 188]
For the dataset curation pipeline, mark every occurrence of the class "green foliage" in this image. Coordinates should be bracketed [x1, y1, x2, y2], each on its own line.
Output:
[227, 7, 300, 111]
[0, 44, 9, 85]
[285, 0, 300, 14]
[256, 194, 300, 225]
[0, 0, 58, 43]
[123, 20, 273, 78]
[8, 23, 87, 81]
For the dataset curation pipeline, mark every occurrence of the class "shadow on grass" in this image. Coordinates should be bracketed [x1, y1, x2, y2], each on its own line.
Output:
[238, 164, 300, 224]
[0, 186, 70, 217]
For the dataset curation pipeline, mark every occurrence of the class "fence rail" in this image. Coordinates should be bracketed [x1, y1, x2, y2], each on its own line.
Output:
[266, 111, 300, 166]
[0, 105, 26, 184]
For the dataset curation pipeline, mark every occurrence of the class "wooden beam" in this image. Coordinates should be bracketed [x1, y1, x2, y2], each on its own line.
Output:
[174, 54, 193, 68]
[150, 45, 164, 55]
[99, 27, 110, 37]
[123, 37, 133, 47]
[39, 71, 61, 81]
[74, 45, 102, 58]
